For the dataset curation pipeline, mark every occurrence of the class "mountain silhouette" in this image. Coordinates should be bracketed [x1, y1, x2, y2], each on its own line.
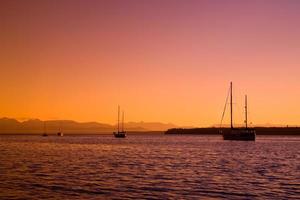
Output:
[0, 118, 178, 134]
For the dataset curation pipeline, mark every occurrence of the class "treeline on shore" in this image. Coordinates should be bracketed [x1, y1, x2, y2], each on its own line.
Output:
[165, 127, 300, 135]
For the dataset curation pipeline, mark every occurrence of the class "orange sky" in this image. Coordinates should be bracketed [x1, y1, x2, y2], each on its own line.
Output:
[1, 0, 300, 127]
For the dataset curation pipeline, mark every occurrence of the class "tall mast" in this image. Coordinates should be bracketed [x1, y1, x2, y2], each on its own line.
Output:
[117, 105, 120, 133]
[230, 82, 233, 129]
[245, 95, 248, 128]
[122, 111, 124, 132]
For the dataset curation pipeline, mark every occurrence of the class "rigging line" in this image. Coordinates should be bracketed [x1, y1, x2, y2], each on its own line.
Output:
[220, 86, 230, 128]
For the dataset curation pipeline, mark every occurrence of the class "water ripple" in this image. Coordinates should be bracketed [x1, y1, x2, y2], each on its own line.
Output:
[0, 135, 299, 199]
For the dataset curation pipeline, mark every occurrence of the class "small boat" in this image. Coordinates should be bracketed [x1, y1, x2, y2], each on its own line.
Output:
[57, 132, 63, 136]
[113, 106, 126, 138]
[220, 82, 256, 141]
[42, 121, 48, 137]
[57, 121, 63, 136]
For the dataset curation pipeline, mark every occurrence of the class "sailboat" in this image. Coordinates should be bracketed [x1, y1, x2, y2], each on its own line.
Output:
[42, 121, 48, 137]
[57, 121, 63, 136]
[220, 82, 256, 141]
[113, 106, 126, 138]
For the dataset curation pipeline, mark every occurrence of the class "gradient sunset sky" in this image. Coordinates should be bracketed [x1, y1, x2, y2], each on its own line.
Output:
[1, 0, 300, 127]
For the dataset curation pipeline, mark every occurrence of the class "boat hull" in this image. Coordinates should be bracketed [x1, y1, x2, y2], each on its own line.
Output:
[222, 129, 256, 141]
[114, 131, 126, 138]
[57, 132, 63, 136]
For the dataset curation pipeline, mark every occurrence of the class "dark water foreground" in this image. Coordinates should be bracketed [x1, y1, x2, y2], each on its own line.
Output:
[0, 135, 299, 199]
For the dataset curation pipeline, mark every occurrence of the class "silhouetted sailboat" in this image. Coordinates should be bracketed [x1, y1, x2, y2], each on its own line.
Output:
[57, 121, 63, 136]
[113, 106, 126, 138]
[220, 82, 256, 141]
[42, 121, 48, 137]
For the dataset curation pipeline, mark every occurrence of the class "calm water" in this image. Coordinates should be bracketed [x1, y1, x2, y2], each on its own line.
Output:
[0, 134, 299, 199]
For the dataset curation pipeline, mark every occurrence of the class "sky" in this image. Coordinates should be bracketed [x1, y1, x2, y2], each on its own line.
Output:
[1, 0, 300, 127]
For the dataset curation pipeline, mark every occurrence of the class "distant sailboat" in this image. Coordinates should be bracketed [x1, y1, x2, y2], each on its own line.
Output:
[42, 121, 48, 137]
[220, 82, 256, 141]
[113, 106, 126, 138]
[57, 121, 63, 136]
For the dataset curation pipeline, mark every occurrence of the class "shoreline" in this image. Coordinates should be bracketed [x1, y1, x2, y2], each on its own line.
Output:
[165, 127, 300, 135]
[0, 131, 164, 136]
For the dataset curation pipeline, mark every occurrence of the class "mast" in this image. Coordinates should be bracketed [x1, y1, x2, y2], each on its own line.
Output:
[117, 105, 120, 133]
[59, 121, 62, 133]
[43, 121, 46, 134]
[245, 95, 248, 129]
[230, 82, 233, 129]
[122, 111, 124, 132]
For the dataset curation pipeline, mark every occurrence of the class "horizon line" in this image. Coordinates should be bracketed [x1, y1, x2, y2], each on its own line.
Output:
[1, 117, 299, 128]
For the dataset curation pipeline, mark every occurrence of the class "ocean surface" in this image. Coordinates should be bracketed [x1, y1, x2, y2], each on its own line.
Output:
[0, 134, 299, 199]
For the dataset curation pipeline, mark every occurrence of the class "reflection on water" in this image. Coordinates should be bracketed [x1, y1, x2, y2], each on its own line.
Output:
[0, 135, 299, 199]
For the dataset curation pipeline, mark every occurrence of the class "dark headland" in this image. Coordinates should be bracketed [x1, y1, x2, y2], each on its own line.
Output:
[165, 127, 300, 135]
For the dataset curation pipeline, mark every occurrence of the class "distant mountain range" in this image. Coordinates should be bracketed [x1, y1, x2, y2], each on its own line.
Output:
[0, 118, 180, 134]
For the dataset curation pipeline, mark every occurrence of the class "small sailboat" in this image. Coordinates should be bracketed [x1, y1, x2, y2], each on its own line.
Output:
[57, 132, 63, 136]
[57, 121, 63, 136]
[42, 121, 48, 137]
[220, 82, 256, 141]
[113, 106, 126, 138]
